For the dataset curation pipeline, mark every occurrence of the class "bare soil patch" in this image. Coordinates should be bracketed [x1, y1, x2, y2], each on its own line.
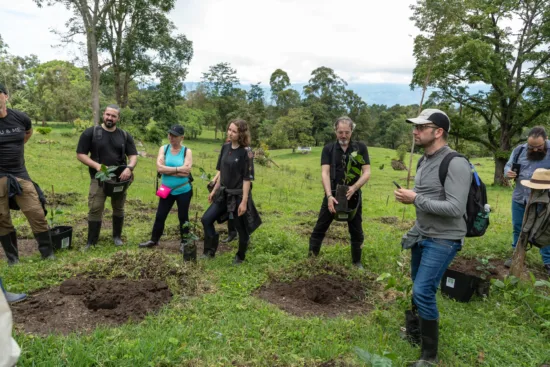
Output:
[154, 239, 233, 256]
[0, 239, 38, 260]
[449, 256, 548, 280]
[44, 191, 80, 206]
[12, 277, 172, 335]
[256, 263, 376, 318]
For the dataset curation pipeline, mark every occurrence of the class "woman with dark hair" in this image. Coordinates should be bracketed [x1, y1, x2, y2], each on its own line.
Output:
[201, 119, 261, 264]
[139, 125, 193, 253]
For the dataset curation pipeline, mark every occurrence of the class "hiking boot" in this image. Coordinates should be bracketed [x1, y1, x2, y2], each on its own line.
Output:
[112, 216, 124, 246]
[0, 278, 27, 304]
[351, 246, 363, 267]
[139, 240, 159, 248]
[0, 232, 19, 265]
[402, 309, 421, 346]
[84, 221, 102, 250]
[308, 243, 321, 257]
[202, 234, 219, 259]
[504, 258, 512, 268]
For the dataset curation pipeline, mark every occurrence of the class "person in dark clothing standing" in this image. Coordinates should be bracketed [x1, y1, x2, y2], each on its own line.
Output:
[308, 116, 371, 268]
[395, 109, 471, 366]
[201, 119, 259, 264]
[76, 105, 138, 249]
[0, 83, 55, 265]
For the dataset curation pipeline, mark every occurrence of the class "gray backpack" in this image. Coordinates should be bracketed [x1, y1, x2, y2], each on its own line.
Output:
[521, 190, 550, 249]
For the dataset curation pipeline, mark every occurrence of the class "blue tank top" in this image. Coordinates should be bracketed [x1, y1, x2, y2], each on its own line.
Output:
[161, 144, 191, 195]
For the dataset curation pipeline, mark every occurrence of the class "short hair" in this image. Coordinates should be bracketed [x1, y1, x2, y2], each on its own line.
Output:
[105, 104, 121, 114]
[334, 116, 356, 131]
[227, 119, 250, 147]
[442, 130, 448, 141]
[528, 126, 547, 140]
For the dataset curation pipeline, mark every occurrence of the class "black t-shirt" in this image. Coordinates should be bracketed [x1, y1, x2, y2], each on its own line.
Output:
[321, 141, 370, 189]
[0, 109, 32, 180]
[216, 143, 254, 190]
[76, 126, 138, 179]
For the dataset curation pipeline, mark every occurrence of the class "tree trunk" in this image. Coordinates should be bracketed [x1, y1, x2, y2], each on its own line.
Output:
[87, 31, 101, 126]
[114, 65, 122, 107]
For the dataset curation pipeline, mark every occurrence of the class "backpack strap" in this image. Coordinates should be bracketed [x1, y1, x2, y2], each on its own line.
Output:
[513, 145, 525, 164]
[330, 142, 338, 188]
[438, 152, 464, 186]
[92, 125, 102, 163]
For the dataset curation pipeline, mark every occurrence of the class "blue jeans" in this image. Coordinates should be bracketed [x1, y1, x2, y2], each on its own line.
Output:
[511, 200, 550, 265]
[411, 238, 462, 320]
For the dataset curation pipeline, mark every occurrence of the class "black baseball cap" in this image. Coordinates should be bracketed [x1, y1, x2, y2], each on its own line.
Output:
[0, 84, 7, 95]
[406, 109, 451, 132]
[168, 125, 184, 136]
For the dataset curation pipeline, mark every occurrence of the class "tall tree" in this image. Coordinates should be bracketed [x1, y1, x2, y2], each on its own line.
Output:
[411, 0, 550, 184]
[33, 0, 116, 125]
[269, 69, 300, 116]
[99, 0, 193, 107]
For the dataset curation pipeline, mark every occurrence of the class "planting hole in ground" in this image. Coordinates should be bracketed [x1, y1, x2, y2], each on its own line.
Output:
[11, 277, 172, 335]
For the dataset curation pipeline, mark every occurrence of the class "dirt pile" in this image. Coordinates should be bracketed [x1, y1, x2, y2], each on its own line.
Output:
[12, 277, 172, 335]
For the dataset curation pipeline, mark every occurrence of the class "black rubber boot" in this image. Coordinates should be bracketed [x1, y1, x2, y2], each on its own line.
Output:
[85, 221, 102, 250]
[34, 231, 55, 260]
[409, 318, 439, 367]
[0, 232, 19, 265]
[221, 231, 238, 244]
[201, 234, 219, 259]
[234, 240, 249, 265]
[351, 246, 363, 269]
[404, 309, 421, 346]
[112, 216, 124, 246]
[308, 242, 321, 257]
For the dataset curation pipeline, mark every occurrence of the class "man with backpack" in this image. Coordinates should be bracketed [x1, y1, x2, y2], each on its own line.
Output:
[504, 126, 550, 275]
[394, 109, 472, 366]
[76, 105, 138, 249]
[308, 116, 371, 268]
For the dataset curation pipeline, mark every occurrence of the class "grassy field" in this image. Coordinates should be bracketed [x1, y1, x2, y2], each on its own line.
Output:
[2, 124, 550, 367]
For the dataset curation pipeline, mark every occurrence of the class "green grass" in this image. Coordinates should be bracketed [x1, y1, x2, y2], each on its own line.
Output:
[3, 125, 550, 366]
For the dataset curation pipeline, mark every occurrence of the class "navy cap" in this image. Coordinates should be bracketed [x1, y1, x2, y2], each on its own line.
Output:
[168, 125, 185, 136]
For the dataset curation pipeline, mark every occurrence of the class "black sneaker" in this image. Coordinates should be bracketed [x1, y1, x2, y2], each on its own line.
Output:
[232, 255, 244, 265]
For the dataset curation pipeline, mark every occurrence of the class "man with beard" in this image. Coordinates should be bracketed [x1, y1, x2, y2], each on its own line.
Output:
[76, 105, 138, 249]
[308, 116, 370, 268]
[395, 109, 471, 366]
[0, 84, 55, 265]
[504, 126, 550, 274]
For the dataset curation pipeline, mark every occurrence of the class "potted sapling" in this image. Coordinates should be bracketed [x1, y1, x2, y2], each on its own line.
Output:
[95, 164, 132, 197]
[334, 151, 365, 221]
[48, 186, 73, 250]
[180, 221, 198, 262]
[199, 167, 216, 193]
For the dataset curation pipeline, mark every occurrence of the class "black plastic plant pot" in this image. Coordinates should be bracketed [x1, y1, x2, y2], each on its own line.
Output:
[440, 268, 486, 302]
[182, 241, 197, 262]
[50, 225, 73, 250]
[101, 178, 131, 197]
[333, 189, 361, 222]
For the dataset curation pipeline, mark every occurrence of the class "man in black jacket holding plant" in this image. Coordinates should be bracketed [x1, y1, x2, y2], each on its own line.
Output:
[308, 116, 371, 268]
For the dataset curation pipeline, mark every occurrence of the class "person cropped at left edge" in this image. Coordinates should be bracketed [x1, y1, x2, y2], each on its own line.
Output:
[76, 105, 138, 249]
[139, 125, 193, 251]
[0, 83, 55, 265]
[201, 119, 261, 264]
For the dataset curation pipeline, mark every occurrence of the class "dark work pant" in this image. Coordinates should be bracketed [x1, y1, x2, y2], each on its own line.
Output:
[201, 199, 250, 255]
[309, 195, 364, 250]
[151, 190, 193, 242]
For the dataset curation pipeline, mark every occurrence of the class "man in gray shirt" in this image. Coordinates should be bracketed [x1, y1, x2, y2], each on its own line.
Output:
[394, 109, 471, 367]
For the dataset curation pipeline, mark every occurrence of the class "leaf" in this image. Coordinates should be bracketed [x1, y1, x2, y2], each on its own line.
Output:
[351, 167, 362, 175]
[376, 273, 392, 282]
[351, 151, 357, 157]
[534, 280, 550, 288]
[354, 347, 393, 367]
[492, 279, 505, 288]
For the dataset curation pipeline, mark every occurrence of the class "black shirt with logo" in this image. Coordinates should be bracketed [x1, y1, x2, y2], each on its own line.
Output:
[216, 143, 254, 189]
[321, 141, 370, 189]
[76, 126, 138, 179]
[0, 109, 32, 180]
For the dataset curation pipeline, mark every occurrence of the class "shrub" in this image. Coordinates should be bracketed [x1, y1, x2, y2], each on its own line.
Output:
[36, 127, 52, 135]
[396, 144, 408, 162]
[73, 118, 93, 132]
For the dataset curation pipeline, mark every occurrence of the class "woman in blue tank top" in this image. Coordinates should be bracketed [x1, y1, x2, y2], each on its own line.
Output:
[139, 125, 193, 253]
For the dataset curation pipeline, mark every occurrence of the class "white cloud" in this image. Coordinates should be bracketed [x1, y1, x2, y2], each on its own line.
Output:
[1, 0, 418, 85]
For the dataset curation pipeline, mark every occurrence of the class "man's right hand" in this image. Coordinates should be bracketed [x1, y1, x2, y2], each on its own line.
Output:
[96, 163, 102, 172]
[506, 170, 517, 179]
[208, 190, 216, 204]
[327, 196, 338, 214]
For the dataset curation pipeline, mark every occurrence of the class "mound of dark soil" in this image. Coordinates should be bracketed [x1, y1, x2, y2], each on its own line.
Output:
[449, 256, 548, 280]
[256, 274, 371, 317]
[12, 278, 172, 335]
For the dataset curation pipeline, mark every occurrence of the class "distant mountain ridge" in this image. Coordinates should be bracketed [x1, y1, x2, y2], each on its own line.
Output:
[183, 82, 489, 107]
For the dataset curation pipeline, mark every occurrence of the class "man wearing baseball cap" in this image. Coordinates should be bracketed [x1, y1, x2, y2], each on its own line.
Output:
[394, 109, 472, 366]
[0, 84, 56, 264]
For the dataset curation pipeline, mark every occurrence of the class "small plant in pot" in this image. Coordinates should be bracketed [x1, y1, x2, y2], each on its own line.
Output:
[334, 151, 365, 221]
[95, 164, 131, 197]
[48, 186, 73, 250]
[475, 257, 495, 297]
[180, 221, 198, 262]
[199, 167, 215, 193]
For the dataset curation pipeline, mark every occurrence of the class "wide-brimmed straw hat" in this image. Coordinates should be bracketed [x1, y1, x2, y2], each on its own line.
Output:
[521, 168, 550, 189]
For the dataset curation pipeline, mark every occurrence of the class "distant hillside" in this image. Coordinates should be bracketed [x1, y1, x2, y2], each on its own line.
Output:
[184, 82, 490, 107]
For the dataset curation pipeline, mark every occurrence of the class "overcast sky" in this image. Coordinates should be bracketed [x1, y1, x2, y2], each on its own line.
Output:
[0, 0, 419, 85]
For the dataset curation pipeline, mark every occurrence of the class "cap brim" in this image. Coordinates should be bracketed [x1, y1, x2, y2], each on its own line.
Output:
[520, 180, 550, 189]
[168, 130, 183, 136]
[406, 117, 432, 124]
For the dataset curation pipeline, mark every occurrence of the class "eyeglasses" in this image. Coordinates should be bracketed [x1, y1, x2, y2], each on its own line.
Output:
[527, 144, 546, 151]
[413, 124, 440, 132]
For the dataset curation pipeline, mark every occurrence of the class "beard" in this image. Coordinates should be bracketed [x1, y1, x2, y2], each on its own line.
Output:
[338, 139, 349, 146]
[527, 149, 546, 161]
[104, 120, 115, 128]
